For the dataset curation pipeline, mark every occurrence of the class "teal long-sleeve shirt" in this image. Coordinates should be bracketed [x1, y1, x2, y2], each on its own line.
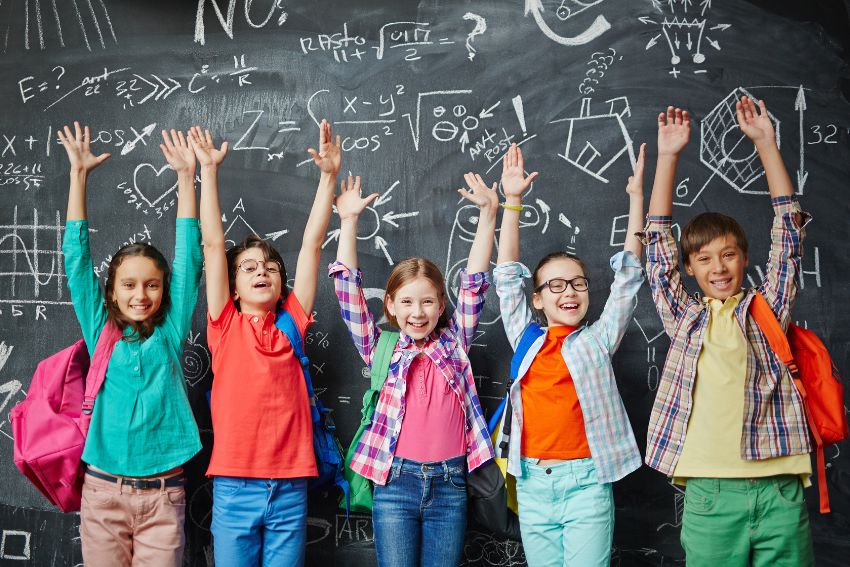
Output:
[62, 218, 202, 476]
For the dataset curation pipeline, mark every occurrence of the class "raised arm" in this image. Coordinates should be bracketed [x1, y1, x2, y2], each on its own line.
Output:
[496, 144, 538, 265]
[624, 143, 646, 258]
[736, 96, 794, 199]
[188, 126, 229, 319]
[458, 172, 498, 273]
[292, 119, 340, 315]
[160, 129, 197, 219]
[57, 121, 111, 221]
[335, 175, 378, 270]
[647, 107, 690, 217]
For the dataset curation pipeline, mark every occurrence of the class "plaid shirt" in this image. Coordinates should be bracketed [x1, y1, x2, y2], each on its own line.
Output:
[643, 196, 812, 476]
[493, 251, 644, 483]
[329, 261, 495, 485]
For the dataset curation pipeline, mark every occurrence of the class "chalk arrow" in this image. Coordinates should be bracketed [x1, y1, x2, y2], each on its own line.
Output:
[524, 0, 611, 46]
[134, 74, 158, 104]
[707, 37, 721, 50]
[0, 379, 22, 416]
[558, 213, 572, 228]
[264, 229, 289, 241]
[535, 198, 550, 233]
[478, 101, 500, 120]
[163, 78, 181, 99]
[374, 181, 400, 207]
[686, 33, 693, 51]
[381, 211, 419, 228]
[710, 23, 731, 31]
[322, 229, 340, 249]
[795, 85, 807, 194]
[120, 123, 158, 156]
[646, 34, 661, 50]
[459, 130, 470, 152]
[638, 16, 657, 25]
[375, 236, 393, 265]
[674, 33, 680, 49]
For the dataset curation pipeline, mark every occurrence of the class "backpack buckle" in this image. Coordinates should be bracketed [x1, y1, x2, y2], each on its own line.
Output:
[299, 355, 310, 368]
[81, 398, 94, 415]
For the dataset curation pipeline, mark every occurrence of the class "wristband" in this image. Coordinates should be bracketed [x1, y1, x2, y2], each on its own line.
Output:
[500, 203, 523, 211]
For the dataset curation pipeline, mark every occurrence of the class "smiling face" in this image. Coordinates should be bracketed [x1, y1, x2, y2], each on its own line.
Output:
[386, 277, 446, 345]
[685, 233, 748, 300]
[110, 256, 165, 323]
[531, 257, 589, 327]
[232, 247, 283, 314]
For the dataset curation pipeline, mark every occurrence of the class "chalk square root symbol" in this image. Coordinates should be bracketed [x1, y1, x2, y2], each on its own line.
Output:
[698, 87, 780, 201]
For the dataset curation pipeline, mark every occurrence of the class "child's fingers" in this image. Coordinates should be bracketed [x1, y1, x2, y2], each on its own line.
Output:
[205, 129, 213, 147]
[318, 118, 327, 147]
[220, 141, 228, 155]
[457, 188, 472, 202]
[516, 145, 524, 169]
[63, 125, 74, 143]
[352, 175, 361, 193]
[74, 121, 82, 141]
[682, 110, 690, 125]
[363, 192, 379, 206]
[657, 112, 666, 127]
[335, 135, 341, 148]
[526, 171, 539, 185]
[176, 130, 187, 148]
[757, 99, 768, 117]
[674, 107, 683, 125]
[307, 148, 318, 160]
[666, 106, 674, 125]
[83, 125, 90, 147]
[463, 172, 477, 188]
[96, 152, 111, 164]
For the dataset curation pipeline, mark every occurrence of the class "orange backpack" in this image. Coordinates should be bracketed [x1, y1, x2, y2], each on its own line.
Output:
[749, 292, 849, 513]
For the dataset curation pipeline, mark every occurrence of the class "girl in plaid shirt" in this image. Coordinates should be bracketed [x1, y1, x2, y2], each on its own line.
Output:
[493, 143, 646, 567]
[328, 173, 497, 567]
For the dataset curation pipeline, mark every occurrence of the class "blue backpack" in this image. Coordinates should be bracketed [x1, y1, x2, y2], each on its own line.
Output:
[275, 309, 350, 511]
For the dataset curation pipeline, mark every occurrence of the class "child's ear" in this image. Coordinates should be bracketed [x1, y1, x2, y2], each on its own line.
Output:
[531, 292, 544, 311]
[385, 295, 395, 317]
[684, 261, 694, 276]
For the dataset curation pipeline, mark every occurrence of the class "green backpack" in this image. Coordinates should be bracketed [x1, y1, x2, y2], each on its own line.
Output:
[340, 330, 400, 513]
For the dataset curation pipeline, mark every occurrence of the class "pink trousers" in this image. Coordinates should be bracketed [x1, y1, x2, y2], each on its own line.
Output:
[79, 471, 186, 567]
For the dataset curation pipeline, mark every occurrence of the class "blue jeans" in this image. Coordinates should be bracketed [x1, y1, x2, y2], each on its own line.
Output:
[516, 457, 613, 567]
[211, 476, 308, 567]
[372, 455, 467, 567]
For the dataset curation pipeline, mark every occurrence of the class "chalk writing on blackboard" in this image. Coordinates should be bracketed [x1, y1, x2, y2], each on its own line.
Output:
[525, 0, 611, 47]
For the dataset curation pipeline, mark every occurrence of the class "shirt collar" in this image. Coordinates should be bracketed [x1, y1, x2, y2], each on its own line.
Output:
[703, 290, 745, 311]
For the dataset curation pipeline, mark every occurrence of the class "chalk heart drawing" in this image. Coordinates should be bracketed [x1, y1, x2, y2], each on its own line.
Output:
[133, 163, 178, 207]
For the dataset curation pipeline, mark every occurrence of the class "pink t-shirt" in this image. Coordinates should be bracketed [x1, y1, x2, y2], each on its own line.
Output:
[394, 353, 466, 462]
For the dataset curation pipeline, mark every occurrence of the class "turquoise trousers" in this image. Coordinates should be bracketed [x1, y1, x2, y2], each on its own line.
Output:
[516, 457, 613, 567]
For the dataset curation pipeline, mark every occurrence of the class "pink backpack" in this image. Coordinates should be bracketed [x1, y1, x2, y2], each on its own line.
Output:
[10, 323, 121, 512]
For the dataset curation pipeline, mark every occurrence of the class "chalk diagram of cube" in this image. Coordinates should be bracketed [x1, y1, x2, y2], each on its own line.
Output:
[552, 97, 636, 184]
[700, 87, 780, 195]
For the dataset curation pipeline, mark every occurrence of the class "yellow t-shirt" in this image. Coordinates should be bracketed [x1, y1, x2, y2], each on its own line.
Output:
[673, 292, 811, 485]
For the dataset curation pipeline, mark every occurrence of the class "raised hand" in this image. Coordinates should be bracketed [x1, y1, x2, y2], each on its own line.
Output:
[657, 106, 691, 157]
[307, 119, 342, 176]
[335, 175, 378, 220]
[57, 122, 111, 173]
[458, 172, 499, 211]
[501, 143, 538, 200]
[160, 129, 196, 176]
[626, 143, 647, 197]
[736, 96, 775, 146]
[188, 126, 228, 167]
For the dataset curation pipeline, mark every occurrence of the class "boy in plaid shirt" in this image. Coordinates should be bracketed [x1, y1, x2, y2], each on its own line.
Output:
[643, 99, 813, 567]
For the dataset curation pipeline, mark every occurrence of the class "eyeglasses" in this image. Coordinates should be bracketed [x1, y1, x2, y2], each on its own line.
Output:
[238, 258, 282, 274]
[534, 276, 589, 294]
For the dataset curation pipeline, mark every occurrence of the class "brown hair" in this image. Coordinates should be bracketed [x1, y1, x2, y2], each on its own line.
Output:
[383, 257, 449, 330]
[532, 251, 588, 289]
[104, 243, 171, 341]
[226, 235, 288, 310]
[680, 212, 748, 265]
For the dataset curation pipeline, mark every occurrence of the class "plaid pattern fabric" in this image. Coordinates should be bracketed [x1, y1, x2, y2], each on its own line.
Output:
[643, 197, 812, 476]
[493, 251, 644, 483]
[328, 261, 495, 485]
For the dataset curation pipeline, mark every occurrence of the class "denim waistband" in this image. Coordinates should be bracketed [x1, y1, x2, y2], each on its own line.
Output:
[392, 454, 467, 477]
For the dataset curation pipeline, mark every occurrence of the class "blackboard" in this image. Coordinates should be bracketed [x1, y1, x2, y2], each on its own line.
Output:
[1, 1, 849, 565]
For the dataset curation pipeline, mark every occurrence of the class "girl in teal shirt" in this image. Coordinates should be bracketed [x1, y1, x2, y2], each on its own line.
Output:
[59, 122, 202, 566]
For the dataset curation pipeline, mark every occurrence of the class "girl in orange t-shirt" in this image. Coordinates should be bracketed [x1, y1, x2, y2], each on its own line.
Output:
[190, 121, 340, 567]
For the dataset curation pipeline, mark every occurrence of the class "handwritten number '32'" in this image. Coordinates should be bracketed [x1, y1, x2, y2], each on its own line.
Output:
[808, 124, 838, 144]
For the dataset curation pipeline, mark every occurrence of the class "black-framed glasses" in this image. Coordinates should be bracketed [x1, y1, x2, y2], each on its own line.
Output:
[238, 258, 282, 274]
[534, 276, 589, 294]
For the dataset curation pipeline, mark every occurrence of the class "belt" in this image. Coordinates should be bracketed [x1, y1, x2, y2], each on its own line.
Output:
[86, 468, 185, 490]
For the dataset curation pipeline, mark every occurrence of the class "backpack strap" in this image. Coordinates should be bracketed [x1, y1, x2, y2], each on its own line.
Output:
[371, 330, 400, 394]
[275, 308, 320, 423]
[494, 323, 545, 457]
[749, 291, 830, 513]
[79, 322, 123, 436]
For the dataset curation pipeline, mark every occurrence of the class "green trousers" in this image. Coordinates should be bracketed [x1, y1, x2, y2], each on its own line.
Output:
[681, 476, 814, 567]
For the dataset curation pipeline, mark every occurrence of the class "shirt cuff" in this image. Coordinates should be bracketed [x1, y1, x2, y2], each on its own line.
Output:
[62, 219, 89, 249]
[638, 216, 673, 245]
[771, 197, 812, 228]
[493, 261, 531, 279]
[327, 260, 362, 285]
[459, 269, 491, 293]
[610, 250, 642, 271]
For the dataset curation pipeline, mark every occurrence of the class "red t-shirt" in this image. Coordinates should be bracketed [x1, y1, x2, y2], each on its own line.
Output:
[206, 293, 317, 478]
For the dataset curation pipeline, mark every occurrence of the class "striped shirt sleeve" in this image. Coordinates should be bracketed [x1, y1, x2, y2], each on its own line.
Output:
[493, 261, 533, 350]
[589, 251, 645, 352]
[448, 269, 490, 353]
[643, 215, 693, 338]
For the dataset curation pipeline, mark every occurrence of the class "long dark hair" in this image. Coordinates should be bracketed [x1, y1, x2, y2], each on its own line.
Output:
[104, 243, 171, 341]
[225, 235, 288, 311]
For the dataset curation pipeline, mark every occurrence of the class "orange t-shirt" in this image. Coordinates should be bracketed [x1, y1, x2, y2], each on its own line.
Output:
[206, 293, 317, 478]
[520, 325, 591, 460]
